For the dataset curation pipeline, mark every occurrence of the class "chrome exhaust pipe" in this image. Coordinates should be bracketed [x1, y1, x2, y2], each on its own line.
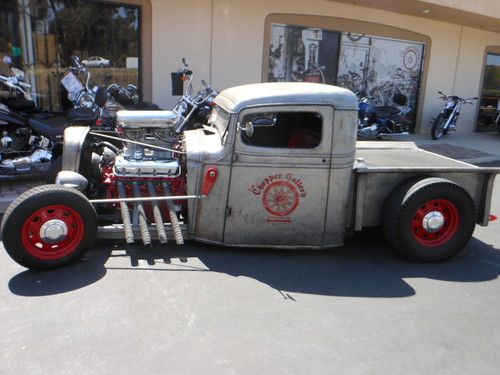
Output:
[132, 181, 151, 246]
[117, 181, 134, 244]
[147, 181, 168, 244]
[162, 182, 184, 245]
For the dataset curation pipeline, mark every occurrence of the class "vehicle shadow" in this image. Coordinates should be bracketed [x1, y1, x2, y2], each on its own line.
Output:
[8, 229, 500, 298]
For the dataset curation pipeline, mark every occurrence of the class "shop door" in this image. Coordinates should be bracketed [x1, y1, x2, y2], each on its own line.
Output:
[477, 53, 500, 132]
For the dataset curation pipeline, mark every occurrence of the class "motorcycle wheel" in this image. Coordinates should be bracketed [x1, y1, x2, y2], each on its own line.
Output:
[1, 185, 97, 270]
[431, 114, 447, 140]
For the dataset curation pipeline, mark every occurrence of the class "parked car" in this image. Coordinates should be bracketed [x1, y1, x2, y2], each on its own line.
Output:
[82, 56, 111, 68]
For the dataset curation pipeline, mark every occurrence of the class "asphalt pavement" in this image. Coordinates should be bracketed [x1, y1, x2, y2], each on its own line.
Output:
[1, 181, 500, 375]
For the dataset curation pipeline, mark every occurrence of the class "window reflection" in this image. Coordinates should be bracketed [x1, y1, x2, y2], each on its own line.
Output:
[0, 0, 140, 110]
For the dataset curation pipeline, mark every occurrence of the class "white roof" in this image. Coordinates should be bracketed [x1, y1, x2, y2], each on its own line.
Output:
[215, 82, 358, 113]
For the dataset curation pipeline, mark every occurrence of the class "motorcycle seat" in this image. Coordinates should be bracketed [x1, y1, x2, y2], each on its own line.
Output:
[29, 115, 69, 138]
[375, 106, 400, 118]
[67, 108, 98, 125]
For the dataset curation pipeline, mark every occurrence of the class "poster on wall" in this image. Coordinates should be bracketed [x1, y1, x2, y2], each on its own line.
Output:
[268, 24, 426, 131]
[268, 24, 340, 84]
[337, 33, 425, 127]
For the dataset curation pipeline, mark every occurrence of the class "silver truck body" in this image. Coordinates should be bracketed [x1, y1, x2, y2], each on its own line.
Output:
[60, 83, 498, 248]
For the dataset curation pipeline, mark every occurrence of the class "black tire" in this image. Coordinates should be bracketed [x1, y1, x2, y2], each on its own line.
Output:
[1, 185, 97, 270]
[99, 63, 104, 68]
[45, 155, 62, 184]
[382, 177, 476, 262]
[431, 114, 447, 140]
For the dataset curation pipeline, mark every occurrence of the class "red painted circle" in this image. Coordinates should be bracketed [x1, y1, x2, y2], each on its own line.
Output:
[262, 181, 299, 217]
[21, 205, 85, 260]
[411, 199, 460, 247]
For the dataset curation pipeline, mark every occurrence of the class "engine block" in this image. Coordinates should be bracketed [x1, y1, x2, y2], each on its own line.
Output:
[115, 110, 181, 177]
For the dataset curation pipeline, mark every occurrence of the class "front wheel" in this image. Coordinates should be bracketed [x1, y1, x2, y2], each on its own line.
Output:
[1, 185, 97, 270]
[431, 114, 448, 140]
[383, 177, 476, 262]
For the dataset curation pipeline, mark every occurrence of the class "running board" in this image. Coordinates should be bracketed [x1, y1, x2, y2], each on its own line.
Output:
[96, 223, 191, 242]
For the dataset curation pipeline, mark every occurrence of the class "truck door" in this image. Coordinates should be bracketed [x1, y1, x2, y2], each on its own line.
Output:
[223, 105, 333, 247]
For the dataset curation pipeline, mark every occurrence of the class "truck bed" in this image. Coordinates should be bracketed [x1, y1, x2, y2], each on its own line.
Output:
[354, 141, 499, 173]
[351, 141, 499, 230]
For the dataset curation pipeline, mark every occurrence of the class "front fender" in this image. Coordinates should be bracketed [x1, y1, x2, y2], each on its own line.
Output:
[62, 126, 91, 172]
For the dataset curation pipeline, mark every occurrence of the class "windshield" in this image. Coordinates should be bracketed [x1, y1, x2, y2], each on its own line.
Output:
[208, 105, 231, 143]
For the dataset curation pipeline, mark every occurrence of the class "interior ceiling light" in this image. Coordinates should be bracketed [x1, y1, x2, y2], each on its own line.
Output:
[422, 9, 431, 14]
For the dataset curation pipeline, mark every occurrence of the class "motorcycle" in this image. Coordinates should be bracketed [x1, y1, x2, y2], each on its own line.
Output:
[431, 91, 477, 140]
[172, 58, 218, 133]
[61, 56, 160, 131]
[357, 92, 412, 139]
[0, 68, 87, 180]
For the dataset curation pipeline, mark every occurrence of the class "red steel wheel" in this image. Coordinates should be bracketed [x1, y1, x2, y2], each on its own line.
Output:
[1, 185, 97, 270]
[411, 199, 460, 247]
[21, 205, 85, 260]
[383, 178, 476, 262]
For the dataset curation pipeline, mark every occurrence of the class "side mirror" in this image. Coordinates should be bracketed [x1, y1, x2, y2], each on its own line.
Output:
[244, 122, 254, 137]
[239, 116, 276, 138]
[252, 117, 276, 127]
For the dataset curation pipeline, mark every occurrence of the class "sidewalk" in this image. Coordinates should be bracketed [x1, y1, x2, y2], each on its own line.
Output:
[407, 131, 500, 166]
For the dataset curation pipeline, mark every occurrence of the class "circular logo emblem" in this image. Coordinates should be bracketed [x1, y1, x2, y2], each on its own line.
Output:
[262, 181, 299, 216]
[403, 49, 418, 70]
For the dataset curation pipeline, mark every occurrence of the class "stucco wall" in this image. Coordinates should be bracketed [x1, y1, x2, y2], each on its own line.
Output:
[150, 0, 500, 133]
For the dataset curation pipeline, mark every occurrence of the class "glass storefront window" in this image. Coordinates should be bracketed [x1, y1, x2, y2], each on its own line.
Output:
[0, 0, 141, 110]
[268, 23, 426, 131]
[477, 53, 500, 132]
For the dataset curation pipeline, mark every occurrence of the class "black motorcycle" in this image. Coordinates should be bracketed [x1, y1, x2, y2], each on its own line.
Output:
[171, 58, 218, 133]
[431, 91, 477, 140]
[0, 69, 96, 180]
[357, 93, 412, 139]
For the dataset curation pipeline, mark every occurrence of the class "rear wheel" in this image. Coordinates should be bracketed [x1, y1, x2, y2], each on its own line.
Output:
[1, 185, 97, 269]
[431, 114, 447, 140]
[383, 177, 476, 262]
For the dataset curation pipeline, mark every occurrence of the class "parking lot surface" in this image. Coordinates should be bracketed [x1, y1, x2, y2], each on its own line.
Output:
[1, 180, 499, 375]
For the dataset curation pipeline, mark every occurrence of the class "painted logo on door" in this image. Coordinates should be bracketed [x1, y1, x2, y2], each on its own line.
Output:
[249, 173, 307, 223]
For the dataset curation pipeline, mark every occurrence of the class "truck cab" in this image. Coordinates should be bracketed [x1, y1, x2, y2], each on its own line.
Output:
[186, 83, 358, 249]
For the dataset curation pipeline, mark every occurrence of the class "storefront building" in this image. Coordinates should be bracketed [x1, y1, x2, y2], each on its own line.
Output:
[1, 0, 499, 134]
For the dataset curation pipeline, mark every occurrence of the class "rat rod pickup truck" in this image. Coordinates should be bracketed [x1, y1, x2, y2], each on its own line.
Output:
[1, 83, 498, 269]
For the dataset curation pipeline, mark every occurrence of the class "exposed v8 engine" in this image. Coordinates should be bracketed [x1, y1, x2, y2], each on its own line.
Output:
[115, 110, 181, 177]
[88, 110, 187, 246]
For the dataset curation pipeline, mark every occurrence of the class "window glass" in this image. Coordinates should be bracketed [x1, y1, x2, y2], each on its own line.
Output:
[0, 0, 141, 110]
[477, 53, 500, 131]
[268, 23, 425, 131]
[240, 111, 322, 149]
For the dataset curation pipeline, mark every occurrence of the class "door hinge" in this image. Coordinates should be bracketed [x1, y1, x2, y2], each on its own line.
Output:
[225, 207, 232, 216]
[232, 153, 238, 162]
